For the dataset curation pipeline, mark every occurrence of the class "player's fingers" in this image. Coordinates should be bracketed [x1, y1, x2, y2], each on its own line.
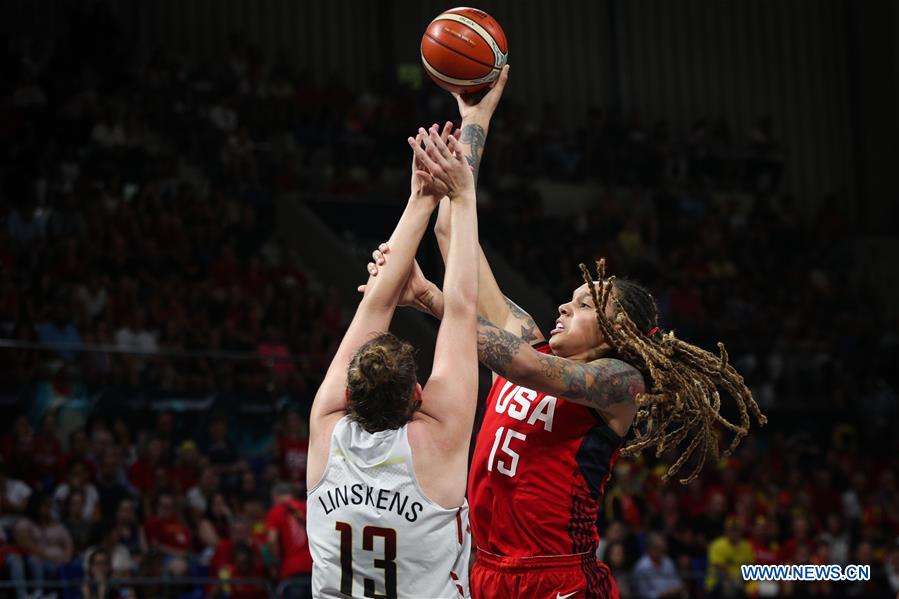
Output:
[357, 285, 366, 293]
[440, 120, 453, 143]
[447, 135, 465, 163]
[379, 243, 389, 254]
[430, 129, 454, 162]
[414, 170, 435, 184]
[409, 134, 441, 174]
[484, 64, 510, 106]
[454, 128, 462, 141]
[372, 249, 384, 265]
[422, 132, 448, 170]
[367, 262, 377, 276]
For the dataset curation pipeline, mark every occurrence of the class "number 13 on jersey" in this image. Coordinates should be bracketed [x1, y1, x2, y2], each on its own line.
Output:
[486, 426, 526, 477]
[335, 522, 397, 598]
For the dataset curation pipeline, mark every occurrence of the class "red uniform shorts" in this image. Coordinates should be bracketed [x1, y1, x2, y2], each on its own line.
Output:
[471, 550, 620, 599]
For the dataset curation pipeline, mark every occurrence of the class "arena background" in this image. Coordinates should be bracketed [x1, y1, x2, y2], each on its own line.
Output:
[0, 0, 898, 597]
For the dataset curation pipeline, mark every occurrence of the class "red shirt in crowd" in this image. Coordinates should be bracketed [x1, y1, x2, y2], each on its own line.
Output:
[171, 465, 200, 494]
[214, 563, 268, 599]
[276, 436, 308, 484]
[144, 516, 193, 553]
[209, 542, 267, 599]
[129, 459, 155, 494]
[265, 498, 313, 578]
[210, 539, 263, 577]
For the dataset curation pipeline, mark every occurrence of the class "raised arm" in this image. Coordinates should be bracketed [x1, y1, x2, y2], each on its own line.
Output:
[433, 66, 546, 345]
[309, 130, 442, 428]
[409, 130, 479, 444]
[360, 263, 639, 434]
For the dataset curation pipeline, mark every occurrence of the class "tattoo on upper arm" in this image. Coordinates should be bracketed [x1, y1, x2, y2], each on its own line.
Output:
[503, 297, 540, 344]
[460, 124, 486, 182]
[535, 355, 642, 409]
[477, 315, 522, 377]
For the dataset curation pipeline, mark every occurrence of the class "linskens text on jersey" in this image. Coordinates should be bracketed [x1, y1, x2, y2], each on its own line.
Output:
[317, 483, 425, 522]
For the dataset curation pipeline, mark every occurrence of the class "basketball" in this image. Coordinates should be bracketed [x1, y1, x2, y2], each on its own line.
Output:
[421, 7, 508, 95]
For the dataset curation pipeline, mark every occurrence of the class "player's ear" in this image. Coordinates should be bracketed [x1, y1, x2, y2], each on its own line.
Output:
[413, 382, 423, 401]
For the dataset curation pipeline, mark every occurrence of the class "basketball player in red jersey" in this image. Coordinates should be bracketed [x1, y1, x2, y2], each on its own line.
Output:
[364, 65, 765, 599]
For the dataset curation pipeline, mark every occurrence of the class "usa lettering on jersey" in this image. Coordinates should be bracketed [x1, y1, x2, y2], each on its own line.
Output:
[494, 381, 557, 431]
[317, 482, 424, 523]
[487, 382, 559, 477]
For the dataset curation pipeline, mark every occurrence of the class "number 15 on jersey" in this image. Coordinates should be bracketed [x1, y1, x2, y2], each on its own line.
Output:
[486, 426, 526, 477]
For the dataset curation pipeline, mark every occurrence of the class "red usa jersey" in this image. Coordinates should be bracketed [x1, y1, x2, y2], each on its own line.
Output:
[468, 343, 625, 557]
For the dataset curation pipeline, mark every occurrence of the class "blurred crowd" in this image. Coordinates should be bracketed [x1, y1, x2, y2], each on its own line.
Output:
[1, 407, 313, 598]
[1, 2, 898, 598]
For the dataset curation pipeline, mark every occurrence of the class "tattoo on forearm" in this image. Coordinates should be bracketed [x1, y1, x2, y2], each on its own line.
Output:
[460, 124, 486, 182]
[536, 354, 642, 409]
[477, 315, 521, 377]
[478, 312, 642, 411]
[503, 297, 540, 343]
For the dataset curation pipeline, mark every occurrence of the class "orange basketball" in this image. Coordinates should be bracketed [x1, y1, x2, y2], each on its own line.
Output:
[421, 7, 508, 95]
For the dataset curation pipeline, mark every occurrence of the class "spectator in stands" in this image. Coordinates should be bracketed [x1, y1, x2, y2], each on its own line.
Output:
[186, 468, 220, 515]
[80, 546, 120, 599]
[210, 541, 267, 599]
[239, 496, 270, 549]
[53, 461, 100, 524]
[885, 541, 899, 597]
[61, 489, 93, 553]
[257, 324, 295, 386]
[605, 541, 633, 599]
[210, 517, 260, 576]
[820, 513, 850, 566]
[779, 514, 814, 563]
[32, 411, 63, 487]
[95, 447, 136, 519]
[171, 440, 203, 494]
[143, 492, 192, 572]
[1, 415, 38, 485]
[0, 461, 31, 531]
[631, 532, 687, 598]
[275, 408, 308, 490]
[129, 436, 166, 507]
[195, 492, 233, 561]
[705, 516, 754, 597]
[9, 491, 73, 598]
[61, 428, 97, 482]
[113, 497, 147, 559]
[203, 416, 243, 490]
[264, 483, 312, 599]
[747, 515, 779, 597]
[86, 519, 136, 579]
[238, 469, 265, 504]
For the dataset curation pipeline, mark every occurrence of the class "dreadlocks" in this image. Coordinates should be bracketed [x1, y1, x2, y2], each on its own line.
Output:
[579, 259, 767, 484]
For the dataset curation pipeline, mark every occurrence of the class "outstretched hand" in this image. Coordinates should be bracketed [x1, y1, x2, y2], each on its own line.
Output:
[408, 127, 474, 200]
[453, 64, 510, 123]
[411, 121, 461, 200]
[357, 243, 432, 309]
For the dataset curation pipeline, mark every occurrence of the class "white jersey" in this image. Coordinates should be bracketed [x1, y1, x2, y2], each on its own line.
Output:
[308, 416, 470, 599]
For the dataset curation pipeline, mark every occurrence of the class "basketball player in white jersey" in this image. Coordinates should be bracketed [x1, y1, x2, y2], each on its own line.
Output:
[307, 126, 478, 599]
